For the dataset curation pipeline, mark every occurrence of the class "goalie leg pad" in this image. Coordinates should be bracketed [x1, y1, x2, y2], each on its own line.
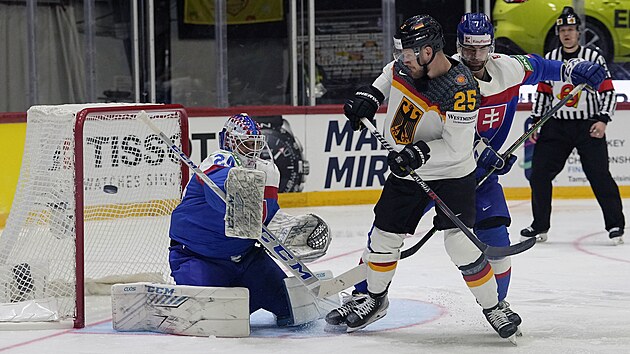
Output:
[267, 211, 332, 263]
[112, 282, 250, 337]
[283, 274, 340, 326]
[225, 167, 266, 239]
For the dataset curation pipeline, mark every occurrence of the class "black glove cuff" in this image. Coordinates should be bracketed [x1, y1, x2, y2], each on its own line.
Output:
[356, 85, 385, 106]
[595, 113, 611, 123]
[413, 140, 431, 155]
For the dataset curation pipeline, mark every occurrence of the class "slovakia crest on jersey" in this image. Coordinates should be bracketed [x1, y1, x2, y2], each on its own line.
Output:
[476, 104, 507, 139]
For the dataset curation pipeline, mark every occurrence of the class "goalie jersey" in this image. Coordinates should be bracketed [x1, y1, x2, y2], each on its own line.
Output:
[371, 58, 479, 180]
[169, 150, 280, 259]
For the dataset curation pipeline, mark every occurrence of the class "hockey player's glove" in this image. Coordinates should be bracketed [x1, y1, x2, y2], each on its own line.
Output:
[344, 85, 385, 131]
[474, 138, 505, 170]
[494, 154, 517, 175]
[387, 140, 430, 177]
[563, 58, 605, 91]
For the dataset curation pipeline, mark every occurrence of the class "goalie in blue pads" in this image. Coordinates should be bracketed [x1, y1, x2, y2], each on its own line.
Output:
[168, 113, 335, 329]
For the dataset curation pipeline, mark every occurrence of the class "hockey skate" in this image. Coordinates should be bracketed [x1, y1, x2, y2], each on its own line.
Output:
[483, 304, 518, 344]
[498, 300, 522, 336]
[608, 227, 624, 246]
[325, 291, 367, 326]
[520, 226, 548, 242]
[345, 292, 389, 333]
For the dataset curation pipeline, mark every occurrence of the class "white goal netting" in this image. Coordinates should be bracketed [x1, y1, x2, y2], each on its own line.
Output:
[0, 104, 188, 328]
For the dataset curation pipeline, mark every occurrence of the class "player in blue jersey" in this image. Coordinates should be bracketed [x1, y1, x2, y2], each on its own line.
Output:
[454, 12, 606, 330]
[168, 113, 334, 327]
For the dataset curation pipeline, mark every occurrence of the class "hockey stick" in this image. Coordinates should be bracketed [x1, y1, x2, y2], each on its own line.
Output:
[319, 116, 544, 297]
[317, 229, 435, 298]
[361, 118, 535, 258]
[138, 111, 325, 295]
[320, 86, 587, 297]
[400, 83, 588, 258]
[477, 83, 586, 185]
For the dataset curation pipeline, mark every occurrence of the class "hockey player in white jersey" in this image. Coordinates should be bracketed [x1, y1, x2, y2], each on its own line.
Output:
[453, 12, 606, 334]
[325, 14, 518, 340]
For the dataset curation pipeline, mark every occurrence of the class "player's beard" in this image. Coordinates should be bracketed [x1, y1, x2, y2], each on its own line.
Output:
[465, 59, 485, 73]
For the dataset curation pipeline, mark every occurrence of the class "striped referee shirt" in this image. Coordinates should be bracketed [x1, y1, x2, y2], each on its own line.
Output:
[532, 46, 616, 122]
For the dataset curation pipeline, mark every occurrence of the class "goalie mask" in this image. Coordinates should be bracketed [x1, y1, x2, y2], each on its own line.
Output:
[219, 113, 267, 168]
[457, 13, 494, 73]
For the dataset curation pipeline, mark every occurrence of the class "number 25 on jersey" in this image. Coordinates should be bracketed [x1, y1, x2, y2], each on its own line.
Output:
[454, 90, 477, 111]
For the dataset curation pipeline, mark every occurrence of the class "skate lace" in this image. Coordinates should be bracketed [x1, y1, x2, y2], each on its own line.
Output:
[336, 292, 367, 317]
[499, 301, 515, 317]
[486, 308, 510, 328]
[353, 296, 377, 319]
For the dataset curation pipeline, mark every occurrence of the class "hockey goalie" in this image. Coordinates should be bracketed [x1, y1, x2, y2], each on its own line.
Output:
[112, 113, 336, 337]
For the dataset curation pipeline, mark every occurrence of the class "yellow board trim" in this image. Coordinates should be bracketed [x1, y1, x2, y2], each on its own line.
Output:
[278, 186, 630, 208]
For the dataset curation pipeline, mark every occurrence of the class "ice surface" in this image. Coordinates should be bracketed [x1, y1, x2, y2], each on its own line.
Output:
[1, 199, 629, 353]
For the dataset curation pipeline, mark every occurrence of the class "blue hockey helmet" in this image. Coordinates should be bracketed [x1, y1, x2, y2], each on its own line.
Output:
[219, 113, 266, 168]
[457, 13, 494, 47]
[457, 13, 495, 72]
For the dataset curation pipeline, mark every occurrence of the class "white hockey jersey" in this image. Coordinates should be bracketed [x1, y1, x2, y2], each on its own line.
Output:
[371, 58, 480, 180]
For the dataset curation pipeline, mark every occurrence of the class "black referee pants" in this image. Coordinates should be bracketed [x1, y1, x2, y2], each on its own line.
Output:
[529, 118, 625, 232]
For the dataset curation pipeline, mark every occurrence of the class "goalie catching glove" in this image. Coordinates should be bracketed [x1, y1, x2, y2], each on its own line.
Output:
[266, 210, 331, 263]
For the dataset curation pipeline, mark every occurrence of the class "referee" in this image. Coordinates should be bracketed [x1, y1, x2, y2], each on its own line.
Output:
[521, 6, 625, 245]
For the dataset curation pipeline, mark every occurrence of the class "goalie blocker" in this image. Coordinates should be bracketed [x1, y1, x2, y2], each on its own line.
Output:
[225, 167, 331, 263]
[112, 276, 339, 337]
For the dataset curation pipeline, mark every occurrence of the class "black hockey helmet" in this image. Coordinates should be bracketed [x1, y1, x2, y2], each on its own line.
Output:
[555, 6, 581, 33]
[394, 14, 445, 53]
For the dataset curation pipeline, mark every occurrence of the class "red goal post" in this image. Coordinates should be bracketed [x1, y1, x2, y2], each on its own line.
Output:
[0, 104, 189, 329]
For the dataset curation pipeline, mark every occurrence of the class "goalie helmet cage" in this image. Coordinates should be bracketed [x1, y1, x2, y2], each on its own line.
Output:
[0, 104, 189, 329]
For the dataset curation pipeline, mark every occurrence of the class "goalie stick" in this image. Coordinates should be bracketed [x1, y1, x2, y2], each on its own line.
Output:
[319, 85, 588, 298]
[138, 111, 323, 294]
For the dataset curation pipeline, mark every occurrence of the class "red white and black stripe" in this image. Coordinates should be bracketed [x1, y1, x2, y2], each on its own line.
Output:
[532, 46, 616, 121]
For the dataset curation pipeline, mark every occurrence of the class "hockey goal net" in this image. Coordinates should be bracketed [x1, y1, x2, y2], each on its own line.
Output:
[0, 104, 189, 328]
